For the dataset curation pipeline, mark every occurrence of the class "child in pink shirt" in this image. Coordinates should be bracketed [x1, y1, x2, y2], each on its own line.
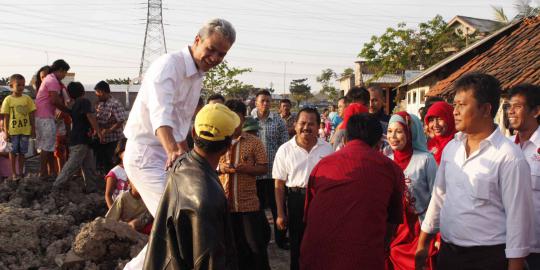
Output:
[104, 139, 129, 209]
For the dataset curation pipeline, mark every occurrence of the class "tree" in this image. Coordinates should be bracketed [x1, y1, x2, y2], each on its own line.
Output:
[202, 60, 252, 98]
[340, 68, 354, 78]
[316, 68, 339, 102]
[289, 78, 312, 107]
[359, 15, 466, 79]
[492, 6, 509, 24]
[492, 0, 539, 24]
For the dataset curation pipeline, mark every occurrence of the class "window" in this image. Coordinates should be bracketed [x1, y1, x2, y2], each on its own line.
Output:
[413, 91, 417, 104]
[420, 90, 425, 104]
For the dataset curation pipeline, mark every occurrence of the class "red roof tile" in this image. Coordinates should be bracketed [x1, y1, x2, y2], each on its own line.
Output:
[428, 16, 540, 97]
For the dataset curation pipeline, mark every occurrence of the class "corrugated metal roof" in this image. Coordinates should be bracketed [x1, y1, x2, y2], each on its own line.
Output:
[363, 74, 402, 84]
[452, 16, 503, 33]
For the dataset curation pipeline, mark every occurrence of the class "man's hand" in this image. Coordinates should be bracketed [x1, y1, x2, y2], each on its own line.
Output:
[127, 219, 138, 231]
[276, 215, 288, 231]
[100, 128, 109, 137]
[508, 258, 525, 270]
[235, 164, 251, 174]
[219, 163, 236, 174]
[414, 246, 429, 270]
[166, 149, 184, 169]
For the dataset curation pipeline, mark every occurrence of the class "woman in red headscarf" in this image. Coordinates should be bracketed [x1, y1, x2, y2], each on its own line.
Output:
[386, 111, 438, 270]
[423, 102, 457, 165]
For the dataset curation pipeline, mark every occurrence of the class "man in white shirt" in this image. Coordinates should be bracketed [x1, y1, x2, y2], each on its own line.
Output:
[507, 83, 540, 269]
[273, 107, 333, 270]
[415, 73, 533, 270]
[122, 18, 236, 270]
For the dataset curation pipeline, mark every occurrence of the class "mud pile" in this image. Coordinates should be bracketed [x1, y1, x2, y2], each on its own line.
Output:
[0, 174, 145, 270]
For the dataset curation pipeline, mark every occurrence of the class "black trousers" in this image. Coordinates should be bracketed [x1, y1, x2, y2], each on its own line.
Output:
[287, 188, 305, 270]
[256, 179, 287, 246]
[95, 140, 118, 173]
[527, 253, 540, 270]
[438, 240, 507, 270]
[230, 211, 271, 270]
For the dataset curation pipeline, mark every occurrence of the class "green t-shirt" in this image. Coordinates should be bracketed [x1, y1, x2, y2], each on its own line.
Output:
[0, 94, 36, 135]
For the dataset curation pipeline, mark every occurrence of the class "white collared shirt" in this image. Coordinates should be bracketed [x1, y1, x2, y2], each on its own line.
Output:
[124, 46, 204, 146]
[272, 137, 333, 188]
[421, 127, 533, 258]
[512, 126, 540, 253]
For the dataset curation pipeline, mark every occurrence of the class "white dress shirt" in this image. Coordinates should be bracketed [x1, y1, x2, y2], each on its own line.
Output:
[124, 46, 204, 146]
[272, 137, 333, 188]
[421, 127, 533, 258]
[512, 126, 540, 253]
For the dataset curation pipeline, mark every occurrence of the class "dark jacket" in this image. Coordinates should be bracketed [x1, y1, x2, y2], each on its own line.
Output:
[144, 150, 238, 270]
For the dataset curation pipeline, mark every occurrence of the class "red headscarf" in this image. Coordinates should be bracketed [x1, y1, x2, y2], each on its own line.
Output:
[391, 111, 414, 171]
[424, 101, 456, 164]
[338, 103, 369, 130]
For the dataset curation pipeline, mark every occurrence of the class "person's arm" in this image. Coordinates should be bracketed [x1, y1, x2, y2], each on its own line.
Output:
[272, 145, 288, 230]
[416, 159, 447, 269]
[3, 114, 9, 137]
[275, 179, 287, 230]
[104, 175, 117, 209]
[236, 163, 268, 176]
[156, 127, 183, 168]
[86, 113, 102, 142]
[101, 121, 124, 137]
[29, 111, 35, 138]
[1, 99, 9, 135]
[387, 165, 405, 247]
[146, 71, 190, 168]
[49, 91, 69, 112]
[500, 157, 533, 269]
[129, 209, 153, 231]
[102, 104, 127, 136]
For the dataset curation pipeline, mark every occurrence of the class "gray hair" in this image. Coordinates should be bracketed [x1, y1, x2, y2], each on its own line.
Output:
[368, 85, 385, 97]
[198, 18, 236, 44]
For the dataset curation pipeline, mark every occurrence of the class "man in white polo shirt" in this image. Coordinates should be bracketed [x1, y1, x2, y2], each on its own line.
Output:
[507, 83, 540, 269]
[415, 73, 533, 270]
[273, 107, 333, 270]
[122, 18, 236, 270]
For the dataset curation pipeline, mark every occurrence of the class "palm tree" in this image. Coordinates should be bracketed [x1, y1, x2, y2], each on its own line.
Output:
[492, 0, 539, 25]
[492, 6, 509, 24]
[514, 0, 540, 18]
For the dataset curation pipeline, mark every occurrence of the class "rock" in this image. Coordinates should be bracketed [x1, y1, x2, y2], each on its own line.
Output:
[55, 250, 85, 270]
[72, 217, 147, 261]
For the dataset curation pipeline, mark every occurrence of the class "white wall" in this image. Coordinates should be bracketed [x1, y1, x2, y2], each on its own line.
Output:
[405, 86, 429, 117]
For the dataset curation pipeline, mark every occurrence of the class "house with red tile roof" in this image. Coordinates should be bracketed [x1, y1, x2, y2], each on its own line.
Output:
[396, 16, 540, 118]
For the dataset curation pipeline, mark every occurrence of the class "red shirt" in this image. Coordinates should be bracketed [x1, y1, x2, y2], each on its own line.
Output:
[301, 140, 404, 270]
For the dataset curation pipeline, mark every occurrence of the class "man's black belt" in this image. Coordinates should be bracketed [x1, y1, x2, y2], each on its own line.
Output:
[288, 187, 306, 194]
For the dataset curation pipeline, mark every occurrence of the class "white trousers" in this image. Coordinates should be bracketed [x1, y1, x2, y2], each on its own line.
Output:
[123, 140, 168, 270]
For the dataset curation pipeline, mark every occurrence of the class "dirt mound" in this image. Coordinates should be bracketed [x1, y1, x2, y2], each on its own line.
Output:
[71, 218, 146, 264]
[0, 172, 144, 269]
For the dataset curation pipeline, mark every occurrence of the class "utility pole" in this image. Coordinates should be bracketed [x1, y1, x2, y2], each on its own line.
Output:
[283, 62, 287, 95]
[139, 0, 167, 80]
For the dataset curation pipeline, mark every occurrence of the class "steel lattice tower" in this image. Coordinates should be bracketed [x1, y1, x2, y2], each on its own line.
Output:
[138, 0, 167, 79]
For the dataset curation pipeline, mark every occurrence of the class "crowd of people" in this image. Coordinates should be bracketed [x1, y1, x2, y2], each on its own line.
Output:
[1, 18, 539, 270]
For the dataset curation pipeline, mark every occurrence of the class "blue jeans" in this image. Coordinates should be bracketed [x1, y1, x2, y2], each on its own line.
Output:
[10, 135, 29, 154]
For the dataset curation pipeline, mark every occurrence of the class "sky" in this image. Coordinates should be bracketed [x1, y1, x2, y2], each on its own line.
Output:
[0, 0, 522, 94]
